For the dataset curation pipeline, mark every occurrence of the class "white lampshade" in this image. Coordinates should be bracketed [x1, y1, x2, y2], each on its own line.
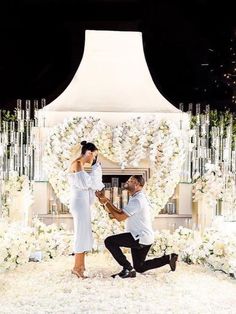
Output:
[44, 30, 179, 114]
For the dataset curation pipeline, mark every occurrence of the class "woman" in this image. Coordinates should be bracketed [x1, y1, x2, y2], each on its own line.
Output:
[67, 141, 104, 278]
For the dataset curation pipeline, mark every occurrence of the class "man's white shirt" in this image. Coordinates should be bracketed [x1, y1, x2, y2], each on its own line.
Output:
[123, 191, 154, 245]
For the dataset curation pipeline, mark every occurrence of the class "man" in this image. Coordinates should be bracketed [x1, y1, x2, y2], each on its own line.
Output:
[95, 175, 178, 279]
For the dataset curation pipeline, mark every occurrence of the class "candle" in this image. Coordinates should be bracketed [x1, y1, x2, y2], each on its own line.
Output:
[121, 189, 128, 207]
[113, 196, 120, 208]
[112, 186, 118, 200]
[104, 189, 111, 200]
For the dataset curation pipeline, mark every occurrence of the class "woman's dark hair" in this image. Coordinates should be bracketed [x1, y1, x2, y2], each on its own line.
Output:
[80, 141, 98, 155]
[132, 175, 145, 187]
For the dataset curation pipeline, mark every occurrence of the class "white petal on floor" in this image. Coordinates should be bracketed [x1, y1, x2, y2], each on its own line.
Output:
[0, 253, 236, 314]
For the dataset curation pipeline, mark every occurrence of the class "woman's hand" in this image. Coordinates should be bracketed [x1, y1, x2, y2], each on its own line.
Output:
[92, 155, 98, 166]
[95, 190, 104, 198]
[95, 191, 108, 204]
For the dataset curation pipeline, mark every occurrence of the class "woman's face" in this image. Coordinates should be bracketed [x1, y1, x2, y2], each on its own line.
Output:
[84, 150, 98, 164]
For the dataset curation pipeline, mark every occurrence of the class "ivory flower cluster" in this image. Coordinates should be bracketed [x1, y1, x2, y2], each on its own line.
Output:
[0, 218, 72, 272]
[149, 226, 236, 278]
[192, 163, 224, 205]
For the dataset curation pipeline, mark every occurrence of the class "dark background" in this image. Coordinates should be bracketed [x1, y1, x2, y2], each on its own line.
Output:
[0, 0, 235, 112]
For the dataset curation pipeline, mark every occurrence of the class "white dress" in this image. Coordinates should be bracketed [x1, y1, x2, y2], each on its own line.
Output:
[67, 163, 104, 253]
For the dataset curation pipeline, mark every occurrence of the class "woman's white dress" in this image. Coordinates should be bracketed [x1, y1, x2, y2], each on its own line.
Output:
[67, 163, 104, 253]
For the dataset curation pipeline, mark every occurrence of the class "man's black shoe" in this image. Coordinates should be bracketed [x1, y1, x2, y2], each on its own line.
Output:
[119, 268, 136, 279]
[111, 268, 136, 278]
[119, 269, 136, 278]
[111, 268, 127, 278]
[169, 253, 178, 271]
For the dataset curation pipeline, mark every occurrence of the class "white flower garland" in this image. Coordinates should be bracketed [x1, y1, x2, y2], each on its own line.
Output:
[44, 116, 185, 217]
[144, 120, 185, 215]
[112, 117, 148, 168]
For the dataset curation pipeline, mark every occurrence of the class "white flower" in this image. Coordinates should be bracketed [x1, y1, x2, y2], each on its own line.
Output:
[192, 163, 224, 205]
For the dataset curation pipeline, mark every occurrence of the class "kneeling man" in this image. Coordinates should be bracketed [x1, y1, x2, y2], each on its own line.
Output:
[96, 175, 178, 279]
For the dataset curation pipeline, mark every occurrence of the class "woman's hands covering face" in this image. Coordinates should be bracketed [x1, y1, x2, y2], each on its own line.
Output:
[92, 155, 98, 166]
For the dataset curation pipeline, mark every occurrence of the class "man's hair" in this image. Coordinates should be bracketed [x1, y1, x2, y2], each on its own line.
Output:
[132, 175, 145, 187]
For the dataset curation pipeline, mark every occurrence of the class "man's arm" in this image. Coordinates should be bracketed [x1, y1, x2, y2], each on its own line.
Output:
[95, 191, 128, 222]
[103, 199, 128, 222]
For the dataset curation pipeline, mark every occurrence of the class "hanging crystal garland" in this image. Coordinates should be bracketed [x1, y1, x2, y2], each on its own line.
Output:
[32, 98, 48, 181]
[0, 98, 46, 216]
[179, 103, 236, 222]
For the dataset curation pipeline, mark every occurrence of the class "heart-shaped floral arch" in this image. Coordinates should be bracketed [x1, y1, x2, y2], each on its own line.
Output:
[43, 115, 185, 217]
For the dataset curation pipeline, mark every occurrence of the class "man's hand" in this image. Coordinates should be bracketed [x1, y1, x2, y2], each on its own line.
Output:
[95, 190, 108, 205]
[95, 191, 112, 217]
[108, 212, 115, 219]
[95, 190, 127, 222]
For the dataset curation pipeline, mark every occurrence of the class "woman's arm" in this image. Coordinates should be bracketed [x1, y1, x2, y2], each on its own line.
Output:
[89, 162, 105, 191]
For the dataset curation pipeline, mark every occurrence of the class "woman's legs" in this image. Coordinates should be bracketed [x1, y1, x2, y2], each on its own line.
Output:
[74, 252, 85, 270]
[70, 193, 92, 278]
[72, 252, 87, 278]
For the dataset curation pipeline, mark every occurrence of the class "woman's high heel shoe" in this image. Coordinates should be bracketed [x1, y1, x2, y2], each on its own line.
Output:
[71, 267, 88, 279]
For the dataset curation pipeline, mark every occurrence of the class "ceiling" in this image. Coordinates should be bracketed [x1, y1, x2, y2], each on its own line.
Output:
[0, 0, 235, 112]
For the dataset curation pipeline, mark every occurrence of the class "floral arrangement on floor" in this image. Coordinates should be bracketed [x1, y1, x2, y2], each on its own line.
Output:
[0, 218, 72, 272]
[1, 218, 236, 279]
[149, 226, 194, 258]
[182, 228, 236, 277]
[43, 115, 185, 217]
[149, 226, 236, 278]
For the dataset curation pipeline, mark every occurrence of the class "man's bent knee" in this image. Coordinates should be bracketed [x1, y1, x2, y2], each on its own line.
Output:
[104, 236, 114, 248]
